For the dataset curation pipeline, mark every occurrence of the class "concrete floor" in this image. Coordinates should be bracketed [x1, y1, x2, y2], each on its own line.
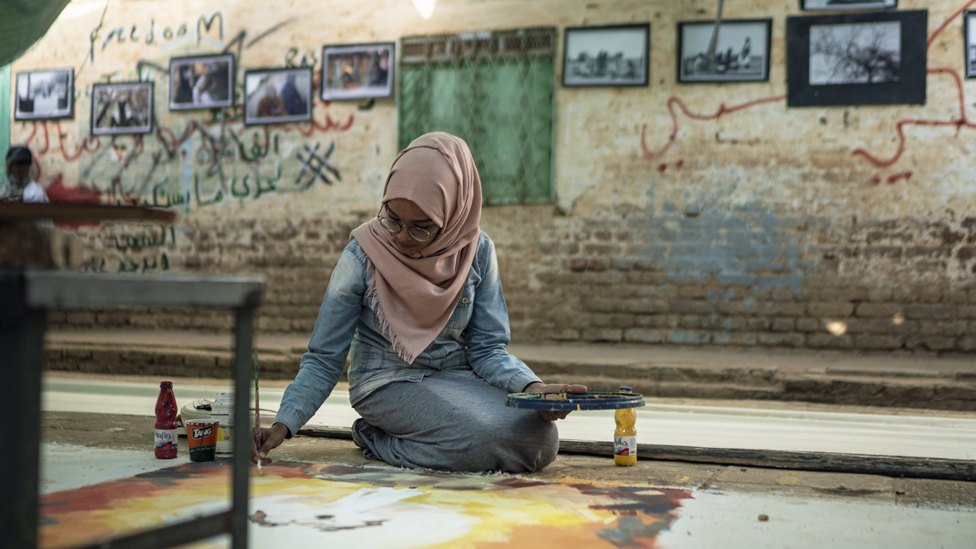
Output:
[36, 374, 976, 548]
[43, 374, 976, 459]
[39, 415, 976, 549]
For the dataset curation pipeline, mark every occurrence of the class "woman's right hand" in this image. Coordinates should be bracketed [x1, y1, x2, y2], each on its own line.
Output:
[252, 423, 290, 465]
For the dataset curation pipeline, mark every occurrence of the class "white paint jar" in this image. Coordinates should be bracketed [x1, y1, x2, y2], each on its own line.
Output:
[211, 392, 234, 454]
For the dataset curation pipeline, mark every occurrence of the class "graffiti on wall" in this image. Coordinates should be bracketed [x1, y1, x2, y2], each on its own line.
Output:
[639, 0, 976, 184]
[21, 9, 358, 273]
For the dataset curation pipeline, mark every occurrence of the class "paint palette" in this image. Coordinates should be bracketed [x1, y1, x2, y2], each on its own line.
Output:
[505, 392, 645, 411]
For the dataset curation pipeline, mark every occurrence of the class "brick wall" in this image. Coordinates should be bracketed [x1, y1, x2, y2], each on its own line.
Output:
[17, 0, 976, 355]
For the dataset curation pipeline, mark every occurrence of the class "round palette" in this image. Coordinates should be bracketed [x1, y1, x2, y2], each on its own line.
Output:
[505, 392, 645, 412]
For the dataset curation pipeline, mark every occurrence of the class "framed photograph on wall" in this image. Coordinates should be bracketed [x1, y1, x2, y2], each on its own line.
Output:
[91, 82, 153, 135]
[965, 11, 976, 79]
[786, 10, 928, 107]
[169, 54, 235, 111]
[321, 43, 395, 101]
[801, 0, 897, 11]
[562, 24, 650, 87]
[244, 67, 313, 125]
[677, 19, 771, 83]
[14, 69, 74, 121]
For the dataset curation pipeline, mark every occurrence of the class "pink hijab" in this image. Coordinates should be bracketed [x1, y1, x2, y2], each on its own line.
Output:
[350, 133, 482, 364]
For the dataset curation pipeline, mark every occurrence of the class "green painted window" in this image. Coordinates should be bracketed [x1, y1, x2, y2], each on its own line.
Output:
[399, 28, 555, 205]
[0, 64, 10, 188]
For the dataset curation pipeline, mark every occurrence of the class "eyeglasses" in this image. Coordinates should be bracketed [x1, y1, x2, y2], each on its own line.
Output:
[377, 208, 438, 243]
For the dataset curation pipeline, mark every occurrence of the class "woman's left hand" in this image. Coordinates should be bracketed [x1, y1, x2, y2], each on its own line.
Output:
[522, 382, 588, 422]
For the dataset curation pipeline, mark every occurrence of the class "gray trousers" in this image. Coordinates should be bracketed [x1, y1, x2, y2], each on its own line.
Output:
[351, 370, 559, 473]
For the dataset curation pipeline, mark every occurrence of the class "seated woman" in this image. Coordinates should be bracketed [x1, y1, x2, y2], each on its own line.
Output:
[255, 132, 585, 473]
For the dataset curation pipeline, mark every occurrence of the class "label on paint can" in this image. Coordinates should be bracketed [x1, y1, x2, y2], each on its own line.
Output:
[155, 428, 178, 450]
[214, 415, 233, 453]
[613, 435, 636, 457]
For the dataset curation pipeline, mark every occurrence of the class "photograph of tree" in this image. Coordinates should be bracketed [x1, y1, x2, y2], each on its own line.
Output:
[809, 22, 899, 84]
[786, 10, 927, 107]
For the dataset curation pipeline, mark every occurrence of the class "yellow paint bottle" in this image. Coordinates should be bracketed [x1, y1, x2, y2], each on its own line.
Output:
[614, 386, 637, 467]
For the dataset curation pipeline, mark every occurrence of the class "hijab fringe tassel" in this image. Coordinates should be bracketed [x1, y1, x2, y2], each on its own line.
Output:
[361, 253, 416, 364]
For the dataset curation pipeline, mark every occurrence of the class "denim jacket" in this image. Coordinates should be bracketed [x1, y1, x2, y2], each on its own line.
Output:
[274, 231, 542, 436]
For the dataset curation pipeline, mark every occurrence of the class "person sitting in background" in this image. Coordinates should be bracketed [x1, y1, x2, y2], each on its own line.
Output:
[2, 146, 48, 203]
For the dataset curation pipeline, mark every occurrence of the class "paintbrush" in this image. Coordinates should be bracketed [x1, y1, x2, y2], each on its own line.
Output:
[254, 352, 263, 476]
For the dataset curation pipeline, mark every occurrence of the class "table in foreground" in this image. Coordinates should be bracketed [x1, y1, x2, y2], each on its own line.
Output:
[1, 269, 264, 549]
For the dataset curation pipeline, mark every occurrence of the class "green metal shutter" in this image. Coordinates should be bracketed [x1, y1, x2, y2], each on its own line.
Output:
[399, 28, 555, 205]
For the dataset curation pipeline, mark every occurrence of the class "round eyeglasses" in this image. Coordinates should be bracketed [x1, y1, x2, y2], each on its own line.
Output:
[377, 211, 437, 243]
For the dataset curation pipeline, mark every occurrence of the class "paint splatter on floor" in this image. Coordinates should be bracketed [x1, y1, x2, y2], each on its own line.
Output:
[40, 462, 690, 549]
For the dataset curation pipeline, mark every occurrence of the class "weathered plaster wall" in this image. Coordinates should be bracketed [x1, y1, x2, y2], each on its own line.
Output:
[12, 0, 976, 352]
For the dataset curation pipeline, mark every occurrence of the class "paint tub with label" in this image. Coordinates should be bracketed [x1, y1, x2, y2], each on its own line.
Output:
[212, 392, 234, 454]
[186, 419, 218, 462]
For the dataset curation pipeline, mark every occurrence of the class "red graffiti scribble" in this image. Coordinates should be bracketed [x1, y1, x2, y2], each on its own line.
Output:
[929, 0, 976, 48]
[45, 174, 104, 228]
[292, 113, 355, 137]
[640, 95, 786, 160]
[37, 122, 51, 155]
[106, 177, 142, 206]
[657, 163, 667, 173]
[869, 175, 882, 185]
[887, 171, 913, 184]
[58, 121, 101, 161]
[676, 159, 684, 168]
[852, 3, 976, 168]
[851, 68, 975, 167]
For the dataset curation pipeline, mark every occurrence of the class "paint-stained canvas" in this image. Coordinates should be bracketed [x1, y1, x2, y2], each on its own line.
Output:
[244, 68, 312, 126]
[40, 462, 690, 549]
[562, 24, 650, 87]
[91, 82, 153, 135]
[677, 20, 771, 83]
[321, 43, 395, 101]
[14, 69, 73, 121]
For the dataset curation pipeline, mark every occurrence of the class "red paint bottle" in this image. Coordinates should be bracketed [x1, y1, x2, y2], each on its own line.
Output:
[154, 381, 178, 459]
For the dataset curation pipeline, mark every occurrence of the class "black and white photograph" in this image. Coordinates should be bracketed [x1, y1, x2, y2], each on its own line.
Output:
[91, 82, 153, 135]
[321, 43, 395, 101]
[965, 11, 976, 78]
[810, 21, 900, 84]
[801, 0, 897, 11]
[169, 54, 235, 110]
[14, 69, 73, 121]
[786, 10, 928, 106]
[677, 19, 771, 83]
[562, 24, 649, 87]
[244, 68, 312, 126]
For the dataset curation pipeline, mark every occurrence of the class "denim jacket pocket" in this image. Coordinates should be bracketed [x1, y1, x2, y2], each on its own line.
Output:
[349, 339, 386, 376]
[446, 283, 476, 330]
